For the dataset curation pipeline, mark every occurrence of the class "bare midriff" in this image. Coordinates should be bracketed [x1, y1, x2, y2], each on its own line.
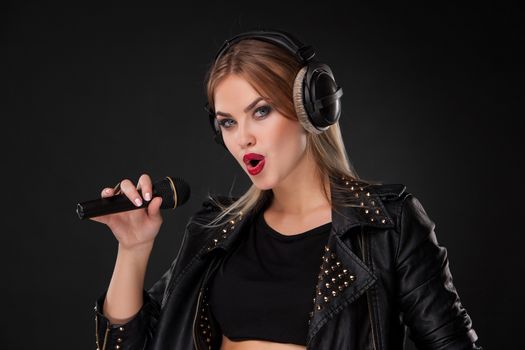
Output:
[220, 335, 307, 350]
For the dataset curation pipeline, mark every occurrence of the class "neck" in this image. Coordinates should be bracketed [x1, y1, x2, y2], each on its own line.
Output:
[268, 151, 331, 216]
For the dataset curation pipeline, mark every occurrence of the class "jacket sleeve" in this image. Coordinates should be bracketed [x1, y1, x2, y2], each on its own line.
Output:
[395, 194, 483, 350]
[93, 198, 219, 350]
[93, 228, 191, 350]
[94, 289, 160, 350]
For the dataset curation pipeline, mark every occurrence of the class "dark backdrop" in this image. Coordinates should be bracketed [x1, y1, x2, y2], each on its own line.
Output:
[3, 1, 522, 349]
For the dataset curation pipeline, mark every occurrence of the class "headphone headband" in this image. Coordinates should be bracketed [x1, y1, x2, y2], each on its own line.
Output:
[213, 29, 317, 65]
[207, 29, 343, 148]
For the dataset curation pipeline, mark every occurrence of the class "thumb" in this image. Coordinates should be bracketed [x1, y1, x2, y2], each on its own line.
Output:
[89, 215, 108, 225]
[147, 196, 163, 218]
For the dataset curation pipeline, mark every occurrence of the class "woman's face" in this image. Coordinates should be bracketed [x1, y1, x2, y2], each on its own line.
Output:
[213, 74, 309, 190]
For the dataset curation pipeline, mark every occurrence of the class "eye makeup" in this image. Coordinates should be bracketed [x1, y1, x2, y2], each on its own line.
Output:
[217, 104, 273, 129]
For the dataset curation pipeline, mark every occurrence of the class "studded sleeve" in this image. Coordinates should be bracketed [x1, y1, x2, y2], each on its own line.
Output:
[93, 226, 191, 350]
[94, 289, 160, 350]
[395, 194, 483, 350]
[93, 198, 220, 350]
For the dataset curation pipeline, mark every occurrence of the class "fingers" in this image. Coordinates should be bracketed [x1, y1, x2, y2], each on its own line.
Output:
[119, 179, 143, 207]
[147, 196, 163, 219]
[99, 174, 152, 208]
[89, 215, 105, 224]
[137, 173, 153, 202]
[101, 187, 115, 198]
[93, 175, 160, 228]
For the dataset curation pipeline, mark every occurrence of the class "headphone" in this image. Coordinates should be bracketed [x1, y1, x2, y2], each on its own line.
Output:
[204, 29, 343, 149]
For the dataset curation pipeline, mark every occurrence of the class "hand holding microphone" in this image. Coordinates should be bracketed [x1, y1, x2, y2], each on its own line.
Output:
[77, 174, 190, 250]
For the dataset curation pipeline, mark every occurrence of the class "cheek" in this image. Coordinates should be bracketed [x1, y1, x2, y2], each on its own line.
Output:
[271, 120, 307, 156]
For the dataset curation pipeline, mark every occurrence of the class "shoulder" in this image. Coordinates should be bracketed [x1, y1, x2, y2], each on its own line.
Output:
[342, 179, 418, 230]
[364, 181, 433, 233]
[368, 182, 408, 200]
[187, 194, 239, 228]
[335, 177, 407, 200]
[170, 195, 239, 263]
[199, 194, 239, 213]
[339, 177, 409, 206]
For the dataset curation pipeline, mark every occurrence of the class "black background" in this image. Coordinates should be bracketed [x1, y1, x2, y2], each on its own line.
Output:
[3, 1, 522, 349]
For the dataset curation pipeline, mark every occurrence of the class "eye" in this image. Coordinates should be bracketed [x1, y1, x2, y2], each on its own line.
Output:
[217, 118, 235, 129]
[254, 104, 272, 118]
[217, 104, 273, 130]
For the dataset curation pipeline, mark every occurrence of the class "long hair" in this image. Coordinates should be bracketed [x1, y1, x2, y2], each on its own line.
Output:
[199, 38, 381, 229]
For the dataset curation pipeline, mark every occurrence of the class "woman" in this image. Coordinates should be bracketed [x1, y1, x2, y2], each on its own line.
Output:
[92, 30, 482, 350]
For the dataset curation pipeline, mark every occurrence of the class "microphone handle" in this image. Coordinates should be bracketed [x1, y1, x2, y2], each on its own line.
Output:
[76, 176, 188, 220]
[77, 191, 151, 220]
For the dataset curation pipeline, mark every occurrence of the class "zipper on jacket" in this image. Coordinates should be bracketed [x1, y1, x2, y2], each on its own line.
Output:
[192, 252, 224, 350]
[360, 231, 378, 350]
[95, 313, 110, 350]
[192, 289, 204, 350]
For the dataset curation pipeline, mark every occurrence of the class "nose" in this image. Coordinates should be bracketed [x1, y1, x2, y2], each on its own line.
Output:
[236, 118, 256, 149]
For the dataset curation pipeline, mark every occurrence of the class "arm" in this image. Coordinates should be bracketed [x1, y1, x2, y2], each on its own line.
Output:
[93, 198, 219, 350]
[94, 243, 159, 350]
[395, 194, 482, 350]
[94, 244, 163, 350]
[104, 243, 154, 324]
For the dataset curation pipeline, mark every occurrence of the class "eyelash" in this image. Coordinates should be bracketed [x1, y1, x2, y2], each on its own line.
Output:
[217, 105, 273, 129]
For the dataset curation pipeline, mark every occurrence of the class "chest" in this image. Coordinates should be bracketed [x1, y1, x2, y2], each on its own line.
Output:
[187, 211, 391, 350]
[205, 212, 332, 346]
[262, 207, 332, 236]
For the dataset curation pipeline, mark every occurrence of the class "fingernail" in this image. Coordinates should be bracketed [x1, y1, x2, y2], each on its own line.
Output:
[135, 198, 142, 206]
[105, 188, 111, 193]
[144, 192, 151, 201]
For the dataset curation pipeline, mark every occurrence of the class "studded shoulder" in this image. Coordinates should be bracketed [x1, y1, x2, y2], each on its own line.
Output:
[367, 183, 410, 229]
[188, 195, 237, 229]
[335, 176, 395, 226]
[369, 183, 407, 201]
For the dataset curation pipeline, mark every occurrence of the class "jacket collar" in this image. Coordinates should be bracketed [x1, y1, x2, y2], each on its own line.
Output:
[197, 176, 406, 343]
[199, 176, 405, 258]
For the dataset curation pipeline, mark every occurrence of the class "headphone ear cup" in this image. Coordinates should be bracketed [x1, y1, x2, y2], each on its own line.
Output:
[214, 132, 227, 149]
[293, 66, 325, 134]
[207, 30, 343, 145]
[301, 62, 343, 131]
[212, 119, 227, 149]
[205, 103, 227, 149]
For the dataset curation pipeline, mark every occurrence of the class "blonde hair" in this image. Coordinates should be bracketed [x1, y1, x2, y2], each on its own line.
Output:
[200, 38, 381, 228]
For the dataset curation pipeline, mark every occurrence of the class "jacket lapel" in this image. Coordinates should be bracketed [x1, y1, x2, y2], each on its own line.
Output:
[197, 177, 404, 343]
[306, 178, 400, 342]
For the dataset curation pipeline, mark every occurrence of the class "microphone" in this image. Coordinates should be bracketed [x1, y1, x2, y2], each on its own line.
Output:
[76, 176, 191, 220]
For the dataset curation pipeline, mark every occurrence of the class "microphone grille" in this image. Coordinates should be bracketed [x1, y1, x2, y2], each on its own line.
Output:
[156, 176, 191, 209]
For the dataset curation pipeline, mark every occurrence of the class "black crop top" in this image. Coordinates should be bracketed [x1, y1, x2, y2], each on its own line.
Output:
[208, 210, 331, 346]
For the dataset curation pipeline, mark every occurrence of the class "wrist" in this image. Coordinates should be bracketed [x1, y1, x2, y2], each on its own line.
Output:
[114, 242, 153, 285]
[117, 242, 154, 266]
[118, 241, 155, 255]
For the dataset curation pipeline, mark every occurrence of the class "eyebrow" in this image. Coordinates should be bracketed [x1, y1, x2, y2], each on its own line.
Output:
[215, 97, 265, 118]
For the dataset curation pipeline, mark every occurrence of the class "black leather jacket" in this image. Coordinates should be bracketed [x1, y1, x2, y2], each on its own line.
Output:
[94, 178, 482, 349]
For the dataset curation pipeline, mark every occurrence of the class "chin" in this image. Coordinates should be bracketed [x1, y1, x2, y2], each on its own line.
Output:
[250, 181, 274, 191]
[248, 175, 276, 191]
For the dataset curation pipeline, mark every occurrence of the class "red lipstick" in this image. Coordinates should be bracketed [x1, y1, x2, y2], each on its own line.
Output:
[243, 153, 265, 175]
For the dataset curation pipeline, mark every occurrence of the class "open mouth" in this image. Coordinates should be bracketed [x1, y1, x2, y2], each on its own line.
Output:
[243, 153, 265, 175]
[245, 158, 265, 175]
